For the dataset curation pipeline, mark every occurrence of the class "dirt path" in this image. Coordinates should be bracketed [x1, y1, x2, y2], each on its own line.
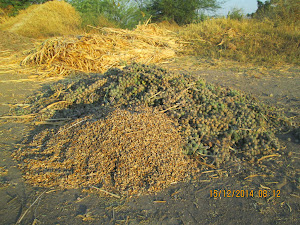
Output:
[0, 57, 299, 224]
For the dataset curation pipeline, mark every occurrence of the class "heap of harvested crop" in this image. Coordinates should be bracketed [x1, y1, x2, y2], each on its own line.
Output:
[14, 107, 199, 196]
[12, 63, 290, 195]
[20, 24, 180, 76]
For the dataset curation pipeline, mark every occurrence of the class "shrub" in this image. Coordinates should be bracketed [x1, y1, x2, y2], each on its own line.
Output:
[0, 0, 50, 16]
[144, 0, 221, 25]
[252, 0, 300, 26]
[68, 0, 147, 29]
[227, 7, 244, 21]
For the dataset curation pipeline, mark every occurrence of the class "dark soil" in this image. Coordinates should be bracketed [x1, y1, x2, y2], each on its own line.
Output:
[0, 56, 299, 224]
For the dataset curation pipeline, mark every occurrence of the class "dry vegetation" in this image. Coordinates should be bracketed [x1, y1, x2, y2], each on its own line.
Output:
[0, 1, 81, 38]
[21, 23, 181, 76]
[0, 1, 299, 70]
[180, 18, 300, 66]
[16, 17, 300, 77]
[0, 1, 298, 76]
[0, 8, 8, 24]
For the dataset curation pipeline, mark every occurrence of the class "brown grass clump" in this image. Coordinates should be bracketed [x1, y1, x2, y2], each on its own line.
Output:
[0, 0, 81, 38]
[13, 107, 199, 196]
[21, 23, 180, 76]
[180, 18, 300, 66]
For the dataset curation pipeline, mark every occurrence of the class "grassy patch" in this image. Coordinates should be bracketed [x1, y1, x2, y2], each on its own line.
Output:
[179, 18, 300, 66]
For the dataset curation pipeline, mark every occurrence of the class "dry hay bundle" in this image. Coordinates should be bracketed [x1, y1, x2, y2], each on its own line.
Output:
[0, 0, 81, 38]
[14, 107, 199, 196]
[21, 24, 181, 76]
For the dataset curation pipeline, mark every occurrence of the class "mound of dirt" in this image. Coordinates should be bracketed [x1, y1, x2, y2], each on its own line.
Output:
[13, 107, 199, 196]
[0, 0, 81, 38]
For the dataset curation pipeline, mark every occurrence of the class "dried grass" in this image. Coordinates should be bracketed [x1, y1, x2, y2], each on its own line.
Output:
[21, 23, 181, 76]
[0, 8, 8, 24]
[0, 30, 46, 76]
[0, 0, 81, 38]
[156, 20, 181, 32]
[180, 18, 300, 66]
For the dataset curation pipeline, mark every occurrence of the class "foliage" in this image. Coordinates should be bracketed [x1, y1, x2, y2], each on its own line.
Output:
[143, 0, 221, 25]
[67, 0, 117, 28]
[252, 0, 300, 25]
[0, 0, 50, 16]
[227, 7, 244, 21]
[67, 0, 148, 29]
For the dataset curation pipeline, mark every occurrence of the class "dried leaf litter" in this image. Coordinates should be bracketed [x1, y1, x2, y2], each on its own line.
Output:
[12, 63, 291, 196]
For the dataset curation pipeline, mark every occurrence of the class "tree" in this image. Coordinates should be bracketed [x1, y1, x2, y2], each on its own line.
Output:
[227, 7, 244, 21]
[251, 0, 300, 24]
[0, 1, 51, 9]
[250, 0, 271, 19]
[67, 0, 146, 29]
[143, 0, 221, 25]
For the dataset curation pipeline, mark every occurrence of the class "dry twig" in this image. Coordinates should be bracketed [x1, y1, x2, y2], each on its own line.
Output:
[16, 190, 46, 224]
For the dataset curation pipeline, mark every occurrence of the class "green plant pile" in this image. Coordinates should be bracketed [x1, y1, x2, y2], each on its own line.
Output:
[100, 64, 288, 167]
[16, 63, 289, 169]
[18, 74, 108, 119]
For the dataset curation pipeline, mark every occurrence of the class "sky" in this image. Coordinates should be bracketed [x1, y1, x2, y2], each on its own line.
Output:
[215, 0, 267, 16]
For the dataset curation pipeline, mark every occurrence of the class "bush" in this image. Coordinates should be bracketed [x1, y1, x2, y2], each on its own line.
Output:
[68, 0, 147, 29]
[144, 0, 220, 25]
[227, 7, 244, 21]
[252, 0, 300, 26]
[0, 0, 50, 16]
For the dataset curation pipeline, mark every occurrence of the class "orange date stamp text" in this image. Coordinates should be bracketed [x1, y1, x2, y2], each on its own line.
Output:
[210, 189, 281, 198]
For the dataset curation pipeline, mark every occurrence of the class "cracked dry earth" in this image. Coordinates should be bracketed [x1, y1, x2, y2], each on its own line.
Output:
[0, 57, 299, 224]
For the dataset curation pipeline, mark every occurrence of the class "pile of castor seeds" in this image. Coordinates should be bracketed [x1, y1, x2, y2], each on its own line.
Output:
[12, 63, 291, 196]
